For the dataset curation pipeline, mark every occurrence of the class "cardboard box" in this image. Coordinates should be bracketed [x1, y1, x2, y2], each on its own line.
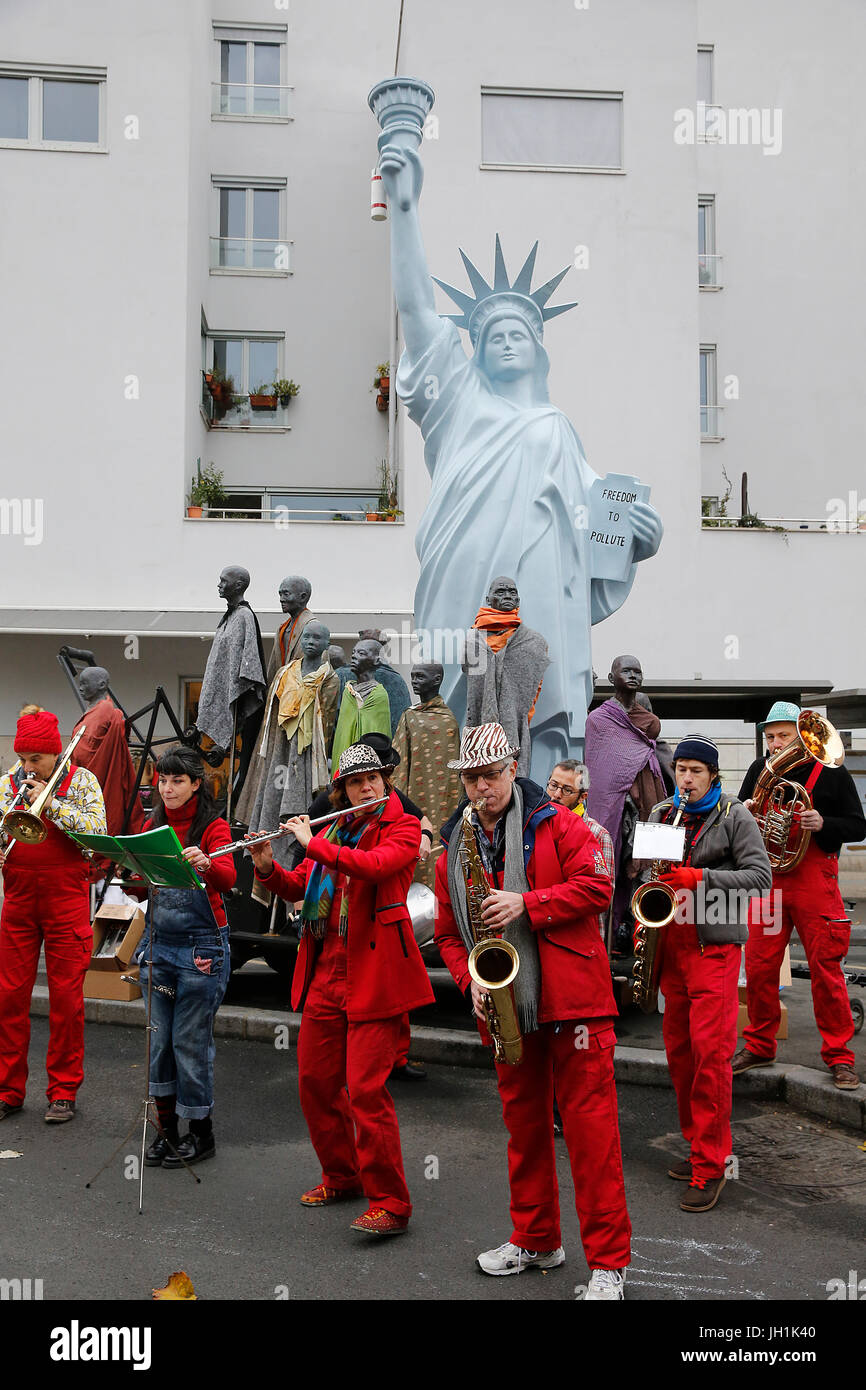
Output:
[84, 905, 145, 1001]
[737, 986, 788, 1040]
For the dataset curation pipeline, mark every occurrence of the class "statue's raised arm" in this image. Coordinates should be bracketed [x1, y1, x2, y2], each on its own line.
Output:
[368, 80, 441, 363]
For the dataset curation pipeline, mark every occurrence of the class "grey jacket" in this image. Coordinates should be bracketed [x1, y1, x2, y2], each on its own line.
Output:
[644, 793, 772, 945]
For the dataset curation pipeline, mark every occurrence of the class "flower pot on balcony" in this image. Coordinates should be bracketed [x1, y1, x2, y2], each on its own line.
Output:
[376, 393, 389, 412]
[249, 394, 277, 411]
[366, 511, 381, 522]
[187, 506, 203, 518]
[378, 375, 390, 393]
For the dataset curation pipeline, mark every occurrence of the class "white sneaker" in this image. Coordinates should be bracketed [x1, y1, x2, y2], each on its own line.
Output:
[584, 1268, 625, 1300]
[477, 1241, 565, 1276]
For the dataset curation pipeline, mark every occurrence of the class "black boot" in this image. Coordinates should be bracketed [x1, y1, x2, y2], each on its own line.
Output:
[145, 1128, 179, 1167]
[162, 1129, 215, 1168]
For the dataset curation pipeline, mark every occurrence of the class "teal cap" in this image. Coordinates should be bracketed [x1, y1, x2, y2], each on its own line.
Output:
[758, 700, 800, 731]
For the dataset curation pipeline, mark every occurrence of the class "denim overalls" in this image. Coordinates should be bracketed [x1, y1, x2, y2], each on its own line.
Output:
[136, 883, 230, 1120]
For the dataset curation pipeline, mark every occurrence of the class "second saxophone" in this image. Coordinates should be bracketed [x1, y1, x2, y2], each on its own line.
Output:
[460, 801, 523, 1066]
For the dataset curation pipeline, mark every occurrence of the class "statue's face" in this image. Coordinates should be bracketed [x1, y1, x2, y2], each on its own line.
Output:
[300, 623, 330, 659]
[77, 668, 108, 701]
[279, 577, 311, 613]
[481, 317, 536, 382]
[219, 567, 248, 602]
[486, 577, 519, 612]
[610, 656, 642, 694]
[351, 640, 380, 675]
[411, 663, 442, 702]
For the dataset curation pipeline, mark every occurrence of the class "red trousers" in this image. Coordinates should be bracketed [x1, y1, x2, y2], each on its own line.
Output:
[744, 843, 854, 1067]
[296, 931, 411, 1218]
[0, 897, 92, 1105]
[493, 1019, 631, 1267]
[393, 1013, 411, 1068]
[660, 924, 741, 1183]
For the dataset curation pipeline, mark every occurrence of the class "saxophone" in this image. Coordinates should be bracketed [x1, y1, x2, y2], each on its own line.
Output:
[460, 801, 523, 1066]
[630, 790, 691, 1014]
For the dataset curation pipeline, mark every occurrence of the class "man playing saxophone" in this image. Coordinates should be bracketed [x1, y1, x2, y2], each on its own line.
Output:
[433, 723, 631, 1299]
[640, 736, 770, 1212]
[734, 702, 865, 1089]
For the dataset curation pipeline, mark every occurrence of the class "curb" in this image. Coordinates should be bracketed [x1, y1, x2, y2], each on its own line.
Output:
[36, 986, 866, 1133]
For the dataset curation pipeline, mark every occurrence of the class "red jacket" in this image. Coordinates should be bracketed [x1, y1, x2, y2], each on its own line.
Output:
[256, 791, 435, 1021]
[434, 793, 616, 1025]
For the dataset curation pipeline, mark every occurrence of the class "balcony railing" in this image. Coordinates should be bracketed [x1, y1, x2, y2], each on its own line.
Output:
[211, 82, 293, 119]
[700, 403, 724, 438]
[699, 253, 722, 288]
[702, 516, 864, 533]
[696, 103, 726, 143]
[190, 506, 403, 523]
[201, 376, 293, 429]
[210, 236, 293, 272]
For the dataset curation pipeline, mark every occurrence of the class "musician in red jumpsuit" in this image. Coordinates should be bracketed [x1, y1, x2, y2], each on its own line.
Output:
[0, 710, 106, 1123]
[642, 736, 771, 1212]
[248, 742, 433, 1236]
[733, 702, 865, 1090]
[433, 723, 630, 1300]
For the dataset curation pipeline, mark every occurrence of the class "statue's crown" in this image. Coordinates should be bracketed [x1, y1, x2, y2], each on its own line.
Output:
[434, 235, 577, 347]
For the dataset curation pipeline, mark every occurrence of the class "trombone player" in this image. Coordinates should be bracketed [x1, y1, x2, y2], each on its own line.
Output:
[0, 709, 106, 1124]
[734, 702, 865, 1089]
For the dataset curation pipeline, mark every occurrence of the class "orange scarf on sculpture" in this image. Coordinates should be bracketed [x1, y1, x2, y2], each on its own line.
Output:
[473, 606, 522, 654]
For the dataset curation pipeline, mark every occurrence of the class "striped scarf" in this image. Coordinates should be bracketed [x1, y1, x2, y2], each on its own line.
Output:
[300, 802, 387, 939]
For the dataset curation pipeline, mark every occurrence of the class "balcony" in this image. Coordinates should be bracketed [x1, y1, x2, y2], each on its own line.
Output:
[699, 253, 722, 289]
[201, 374, 292, 430]
[700, 403, 724, 440]
[184, 488, 402, 523]
[211, 82, 293, 120]
[210, 236, 293, 274]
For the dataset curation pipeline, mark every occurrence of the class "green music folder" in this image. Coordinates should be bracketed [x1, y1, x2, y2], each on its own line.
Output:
[66, 825, 204, 889]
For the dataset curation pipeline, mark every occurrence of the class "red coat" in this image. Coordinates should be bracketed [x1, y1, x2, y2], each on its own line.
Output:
[434, 800, 616, 1025]
[256, 791, 435, 1021]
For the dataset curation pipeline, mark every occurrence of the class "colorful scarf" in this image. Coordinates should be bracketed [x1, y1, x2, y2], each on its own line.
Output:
[300, 801, 387, 939]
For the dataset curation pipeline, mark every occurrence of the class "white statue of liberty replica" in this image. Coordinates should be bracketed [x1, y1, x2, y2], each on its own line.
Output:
[369, 79, 663, 781]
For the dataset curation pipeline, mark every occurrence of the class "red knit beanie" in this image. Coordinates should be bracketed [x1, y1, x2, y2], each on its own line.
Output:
[14, 710, 62, 755]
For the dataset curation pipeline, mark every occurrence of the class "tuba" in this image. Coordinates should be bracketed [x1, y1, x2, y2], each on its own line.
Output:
[0, 728, 86, 845]
[751, 710, 844, 874]
[630, 791, 691, 1013]
[460, 801, 523, 1066]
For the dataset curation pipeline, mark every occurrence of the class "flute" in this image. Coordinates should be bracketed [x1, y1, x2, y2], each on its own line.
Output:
[208, 796, 389, 860]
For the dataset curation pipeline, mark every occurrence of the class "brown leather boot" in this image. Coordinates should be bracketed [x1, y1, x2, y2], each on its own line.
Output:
[831, 1065, 861, 1090]
[680, 1175, 726, 1212]
[731, 1048, 772, 1074]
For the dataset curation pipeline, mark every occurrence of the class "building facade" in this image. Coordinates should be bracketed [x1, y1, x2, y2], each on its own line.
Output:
[0, 0, 864, 784]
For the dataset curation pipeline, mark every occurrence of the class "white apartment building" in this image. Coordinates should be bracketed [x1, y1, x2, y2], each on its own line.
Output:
[1, 0, 864, 787]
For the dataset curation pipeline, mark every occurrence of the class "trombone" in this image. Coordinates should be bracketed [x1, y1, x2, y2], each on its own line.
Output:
[0, 728, 86, 846]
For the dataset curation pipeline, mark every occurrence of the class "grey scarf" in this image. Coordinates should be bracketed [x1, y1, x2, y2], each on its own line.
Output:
[446, 782, 541, 1034]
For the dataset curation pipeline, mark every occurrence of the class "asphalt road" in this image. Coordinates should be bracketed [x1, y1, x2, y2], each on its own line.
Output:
[2, 1017, 864, 1307]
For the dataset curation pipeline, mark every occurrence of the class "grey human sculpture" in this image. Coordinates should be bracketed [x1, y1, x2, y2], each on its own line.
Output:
[370, 77, 663, 781]
[194, 565, 267, 802]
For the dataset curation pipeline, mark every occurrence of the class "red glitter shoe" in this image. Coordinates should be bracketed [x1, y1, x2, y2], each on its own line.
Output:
[350, 1207, 409, 1236]
[300, 1183, 363, 1207]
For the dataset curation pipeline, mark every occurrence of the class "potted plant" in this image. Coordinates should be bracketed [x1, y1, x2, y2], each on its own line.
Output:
[188, 464, 228, 517]
[383, 506, 403, 522]
[272, 378, 300, 409]
[374, 360, 390, 411]
[249, 382, 277, 411]
[209, 368, 236, 420]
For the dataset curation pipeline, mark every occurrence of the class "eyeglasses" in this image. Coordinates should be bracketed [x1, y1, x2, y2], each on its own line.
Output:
[461, 764, 512, 787]
[547, 778, 581, 797]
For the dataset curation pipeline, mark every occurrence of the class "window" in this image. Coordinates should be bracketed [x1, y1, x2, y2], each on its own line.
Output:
[698, 196, 721, 288]
[700, 346, 722, 439]
[0, 65, 105, 150]
[481, 88, 623, 172]
[211, 179, 290, 273]
[212, 25, 291, 119]
[697, 47, 714, 105]
[202, 333, 291, 429]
